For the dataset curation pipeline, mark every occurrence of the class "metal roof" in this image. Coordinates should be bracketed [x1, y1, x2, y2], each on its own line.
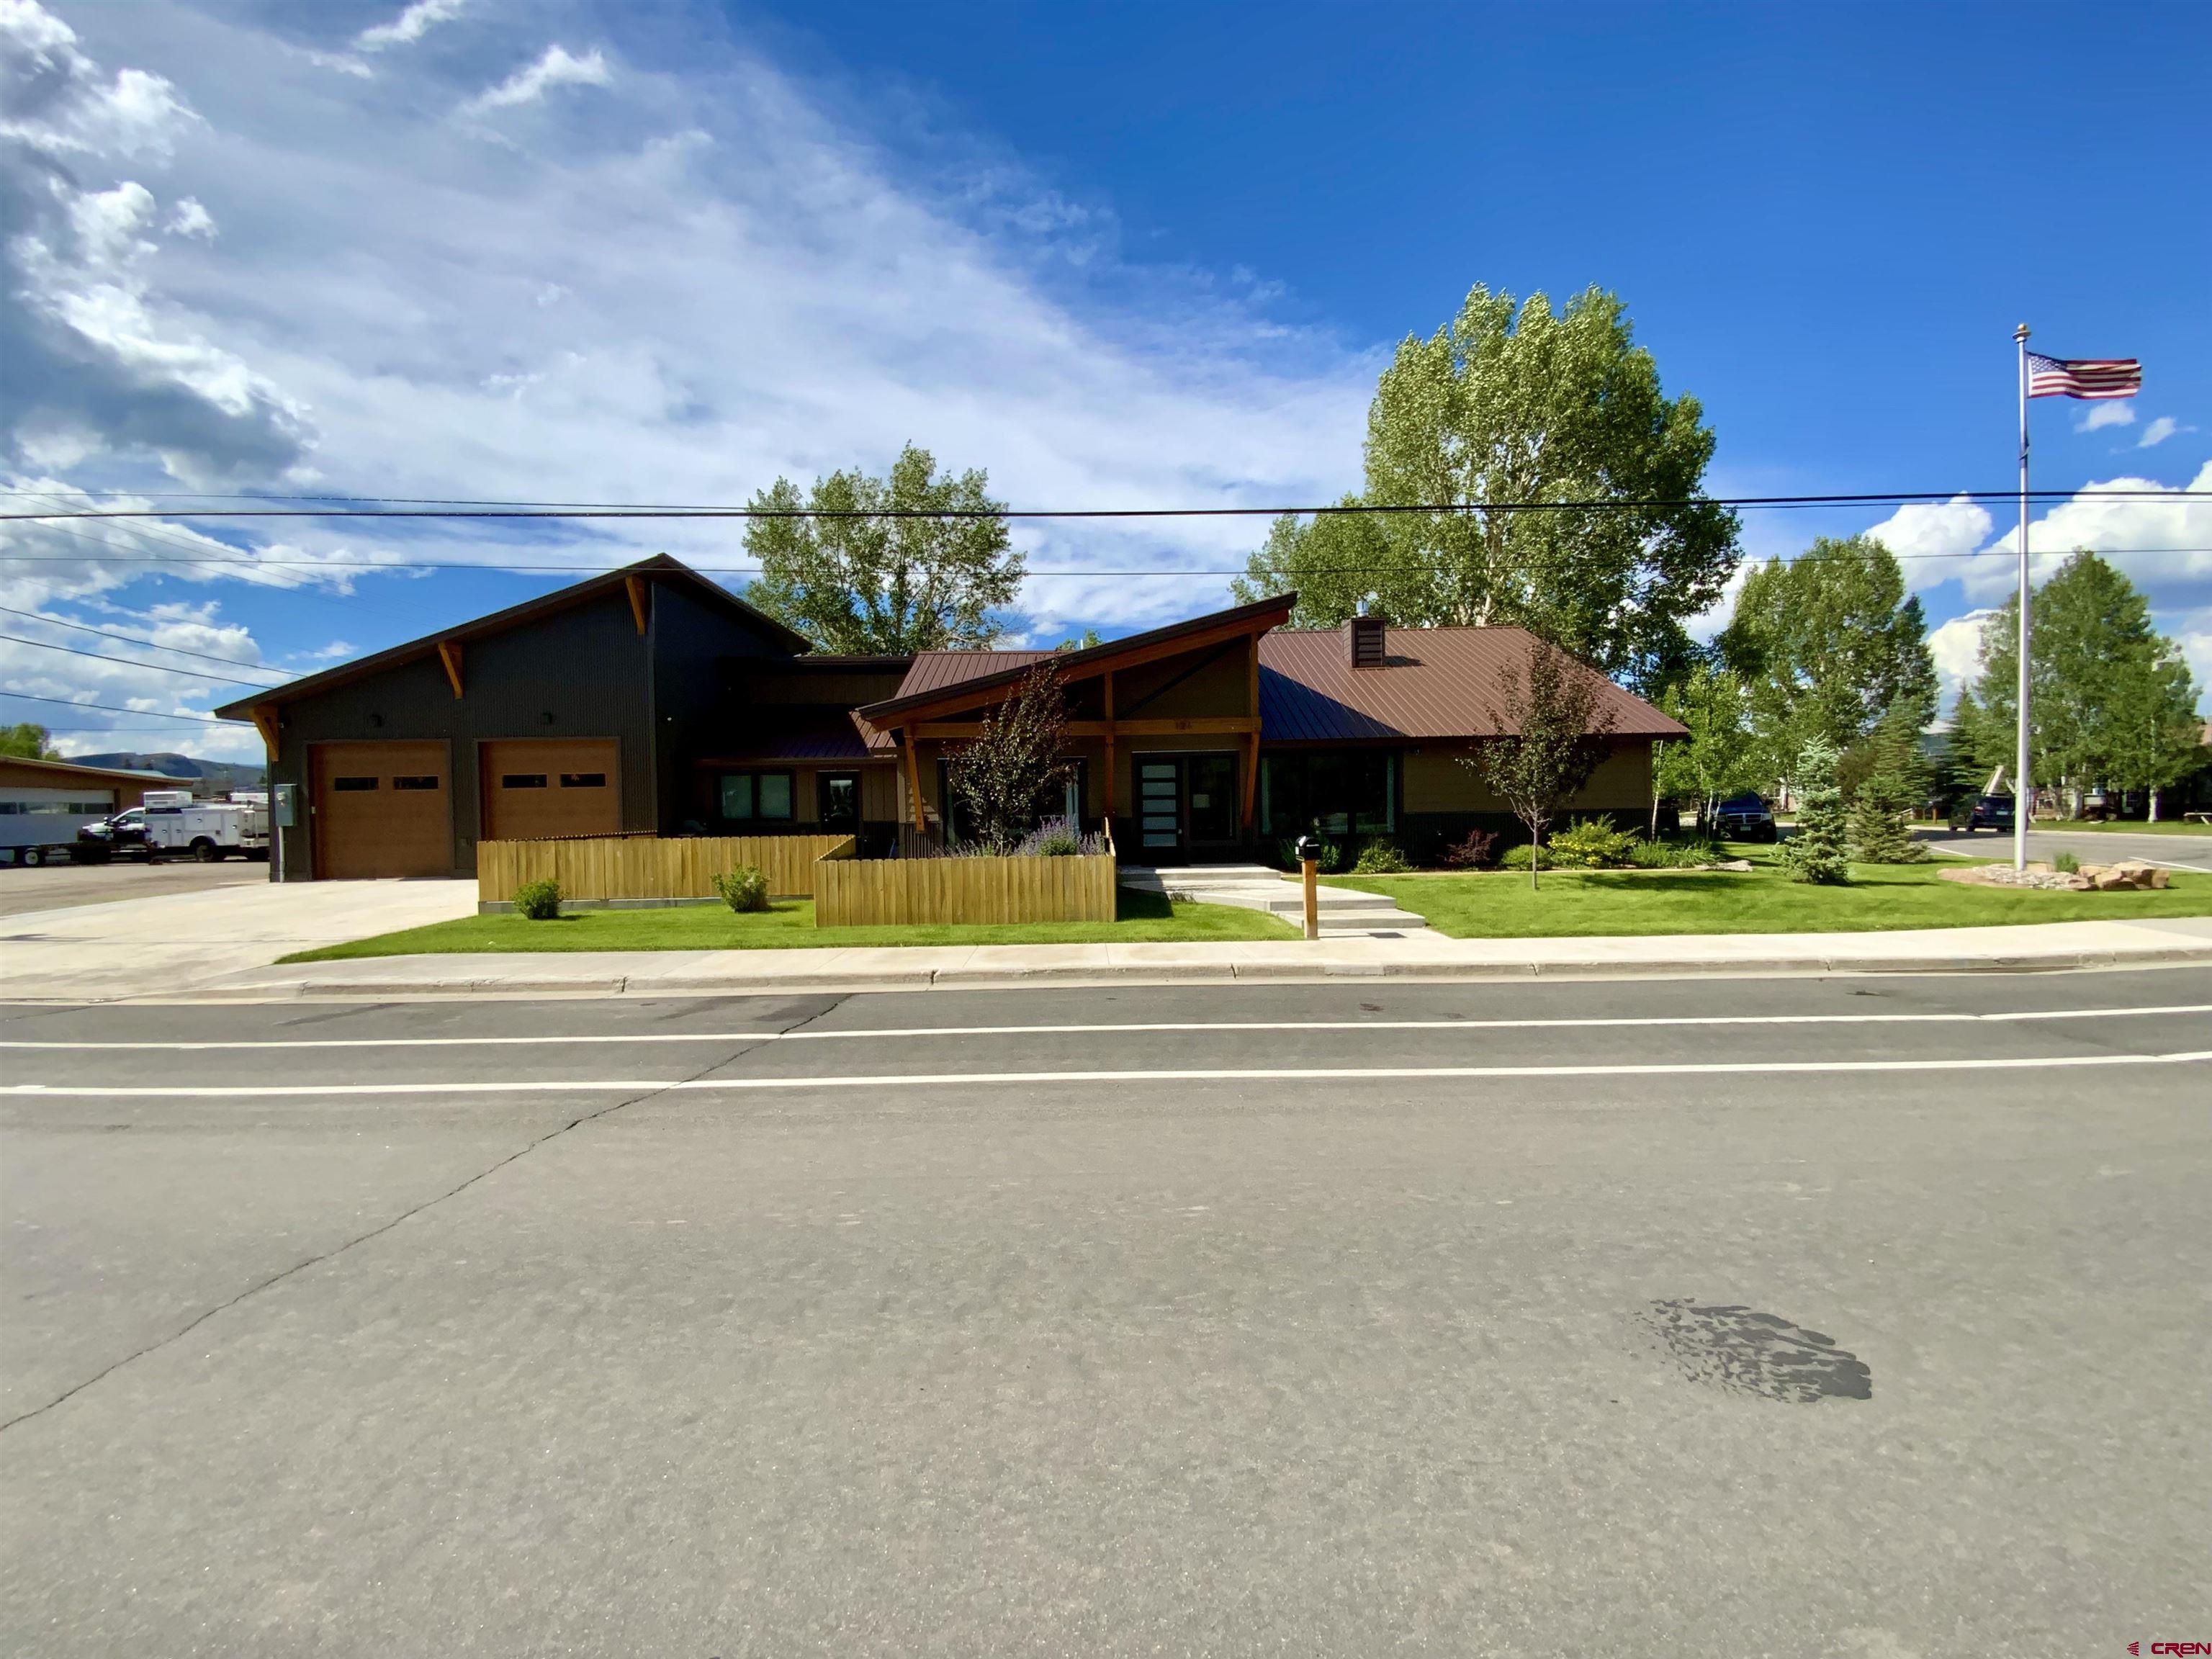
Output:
[0, 753, 193, 784]
[1256, 626, 1685, 743]
[889, 649, 1052, 702]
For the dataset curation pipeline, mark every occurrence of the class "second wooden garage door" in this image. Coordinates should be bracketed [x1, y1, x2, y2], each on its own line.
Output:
[480, 739, 621, 841]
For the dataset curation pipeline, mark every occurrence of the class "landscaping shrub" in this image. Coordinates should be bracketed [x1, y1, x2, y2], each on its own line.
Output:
[1439, 827, 1499, 869]
[512, 878, 563, 920]
[2053, 850, 2080, 874]
[1625, 837, 1722, 868]
[1499, 843, 1534, 870]
[711, 865, 770, 912]
[1351, 838, 1412, 874]
[1545, 819, 1641, 868]
[1779, 738, 1851, 884]
[1013, 818, 1088, 857]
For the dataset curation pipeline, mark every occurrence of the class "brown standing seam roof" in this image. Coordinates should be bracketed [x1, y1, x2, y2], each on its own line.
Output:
[890, 649, 1052, 701]
[1256, 626, 1685, 742]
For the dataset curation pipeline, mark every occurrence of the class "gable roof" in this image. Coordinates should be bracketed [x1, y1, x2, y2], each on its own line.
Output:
[212, 554, 809, 719]
[1257, 625, 1685, 742]
[861, 593, 1298, 724]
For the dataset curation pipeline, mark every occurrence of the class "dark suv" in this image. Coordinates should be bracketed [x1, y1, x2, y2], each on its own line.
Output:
[74, 806, 151, 862]
[1708, 793, 1778, 842]
[1948, 794, 2015, 834]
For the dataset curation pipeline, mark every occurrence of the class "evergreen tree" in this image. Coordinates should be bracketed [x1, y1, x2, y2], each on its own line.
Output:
[1846, 710, 1928, 863]
[1779, 737, 1850, 884]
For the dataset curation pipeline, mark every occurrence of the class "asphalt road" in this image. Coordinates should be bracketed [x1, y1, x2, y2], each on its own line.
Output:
[1920, 824, 2212, 872]
[4, 972, 2208, 1656]
[0, 855, 263, 920]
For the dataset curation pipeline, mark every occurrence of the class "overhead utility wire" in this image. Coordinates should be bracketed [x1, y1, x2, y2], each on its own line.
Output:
[0, 632, 276, 689]
[0, 690, 230, 724]
[0, 605, 286, 679]
[1, 546, 2209, 575]
[7, 487, 2209, 524]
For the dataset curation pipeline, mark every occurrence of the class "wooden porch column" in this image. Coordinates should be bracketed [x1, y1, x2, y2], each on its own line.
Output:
[1241, 637, 1261, 832]
[1100, 670, 1117, 834]
[900, 725, 927, 837]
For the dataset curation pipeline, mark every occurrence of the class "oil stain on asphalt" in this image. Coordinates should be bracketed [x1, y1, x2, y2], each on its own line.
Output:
[1642, 1300, 1874, 1402]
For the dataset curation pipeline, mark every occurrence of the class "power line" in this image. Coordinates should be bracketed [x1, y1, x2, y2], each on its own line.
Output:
[7, 487, 2209, 524]
[0, 690, 230, 724]
[0, 605, 285, 679]
[0, 632, 275, 688]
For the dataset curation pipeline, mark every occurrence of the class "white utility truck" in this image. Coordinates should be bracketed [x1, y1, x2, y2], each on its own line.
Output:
[142, 790, 270, 862]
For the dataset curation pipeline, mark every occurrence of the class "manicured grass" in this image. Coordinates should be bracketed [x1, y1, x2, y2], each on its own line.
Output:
[1911, 818, 2211, 836]
[1321, 844, 2212, 938]
[281, 886, 1294, 961]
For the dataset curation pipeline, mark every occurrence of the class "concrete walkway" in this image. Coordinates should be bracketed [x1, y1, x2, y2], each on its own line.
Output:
[148, 913, 2212, 1000]
[0, 879, 478, 1002]
[1120, 863, 1429, 936]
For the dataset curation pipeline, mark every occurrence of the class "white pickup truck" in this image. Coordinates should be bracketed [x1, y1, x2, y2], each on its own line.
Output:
[141, 790, 270, 862]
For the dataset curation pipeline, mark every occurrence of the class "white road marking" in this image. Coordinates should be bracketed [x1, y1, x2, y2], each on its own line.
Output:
[4, 1049, 2208, 1097]
[4, 1004, 2209, 1051]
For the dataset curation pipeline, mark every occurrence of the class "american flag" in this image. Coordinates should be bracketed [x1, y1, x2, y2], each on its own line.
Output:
[2027, 351, 2141, 400]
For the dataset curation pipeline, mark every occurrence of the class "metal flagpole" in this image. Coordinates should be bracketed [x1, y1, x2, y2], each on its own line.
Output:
[2013, 324, 2031, 872]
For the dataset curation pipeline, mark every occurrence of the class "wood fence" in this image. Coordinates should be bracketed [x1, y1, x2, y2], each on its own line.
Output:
[478, 834, 855, 903]
[815, 852, 1118, 927]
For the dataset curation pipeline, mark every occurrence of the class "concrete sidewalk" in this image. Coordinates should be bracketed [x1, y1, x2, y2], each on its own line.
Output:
[155, 913, 2212, 999]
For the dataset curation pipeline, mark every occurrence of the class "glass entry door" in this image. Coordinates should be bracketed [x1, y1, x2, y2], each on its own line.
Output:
[1136, 759, 1183, 860]
[1132, 753, 1241, 863]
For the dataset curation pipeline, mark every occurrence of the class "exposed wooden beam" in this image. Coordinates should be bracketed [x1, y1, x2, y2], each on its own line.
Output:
[625, 575, 650, 637]
[1102, 670, 1115, 822]
[1242, 640, 1260, 833]
[914, 716, 1258, 740]
[249, 704, 279, 757]
[436, 639, 464, 700]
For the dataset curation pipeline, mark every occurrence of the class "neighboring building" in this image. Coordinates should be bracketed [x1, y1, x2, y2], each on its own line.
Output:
[1, 754, 186, 864]
[218, 555, 1685, 878]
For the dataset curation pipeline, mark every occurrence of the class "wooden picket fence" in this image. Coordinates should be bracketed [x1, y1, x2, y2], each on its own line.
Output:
[477, 833, 855, 903]
[815, 852, 1118, 927]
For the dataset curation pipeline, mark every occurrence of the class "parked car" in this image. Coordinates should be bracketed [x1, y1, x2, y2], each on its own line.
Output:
[73, 806, 153, 863]
[1948, 793, 2015, 833]
[1707, 793, 1778, 842]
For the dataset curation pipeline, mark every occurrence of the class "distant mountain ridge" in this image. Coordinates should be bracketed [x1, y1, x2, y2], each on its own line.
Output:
[71, 752, 268, 794]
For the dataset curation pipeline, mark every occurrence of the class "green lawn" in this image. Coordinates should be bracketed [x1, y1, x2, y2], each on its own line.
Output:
[1911, 817, 2211, 836]
[282, 887, 1294, 962]
[1321, 846, 2212, 938]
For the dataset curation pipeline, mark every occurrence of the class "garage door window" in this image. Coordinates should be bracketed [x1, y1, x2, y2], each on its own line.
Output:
[559, 773, 606, 788]
[718, 770, 793, 822]
[501, 773, 548, 789]
[393, 775, 440, 791]
[333, 776, 379, 791]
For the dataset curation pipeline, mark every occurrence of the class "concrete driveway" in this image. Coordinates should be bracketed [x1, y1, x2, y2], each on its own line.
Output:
[0, 855, 264, 920]
[1921, 825, 2212, 872]
[0, 879, 477, 1002]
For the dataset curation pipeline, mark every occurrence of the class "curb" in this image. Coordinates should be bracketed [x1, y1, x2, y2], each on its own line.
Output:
[154, 938, 2212, 1002]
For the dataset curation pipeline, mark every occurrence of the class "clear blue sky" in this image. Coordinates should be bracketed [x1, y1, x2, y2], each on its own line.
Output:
[5, 0, 2207, 759]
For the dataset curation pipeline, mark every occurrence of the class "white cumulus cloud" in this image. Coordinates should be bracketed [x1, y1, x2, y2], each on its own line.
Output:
[166, 195, 215, 238]
[2077, 401, 2134, 432]
[2138, 416, 2184, 448]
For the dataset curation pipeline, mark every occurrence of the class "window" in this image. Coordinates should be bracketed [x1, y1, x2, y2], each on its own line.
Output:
[500, 774, 548, 789]
[393, 775, 440, 791]
[559, 773, 606, 788]
[719, 770, 793, 822]
[819, 773, 859, 828]
[333, 776, 379, 792]
[1259, 752, 1394, 836]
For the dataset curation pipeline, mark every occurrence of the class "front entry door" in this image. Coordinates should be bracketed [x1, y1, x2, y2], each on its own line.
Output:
[1133, 753, 1240, 864]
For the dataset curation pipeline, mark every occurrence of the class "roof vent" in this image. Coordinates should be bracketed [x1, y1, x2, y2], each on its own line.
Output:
[1347, 613, 1386, 669]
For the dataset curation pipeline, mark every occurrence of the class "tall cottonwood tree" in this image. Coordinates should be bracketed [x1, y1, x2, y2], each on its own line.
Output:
[1719, 534, 1937, 781]
[1963, 551, 2201, 817]
[1233, 285, 1737, 688]
[744, 444, 1023, 653]
[1653, 662, 1767, 831]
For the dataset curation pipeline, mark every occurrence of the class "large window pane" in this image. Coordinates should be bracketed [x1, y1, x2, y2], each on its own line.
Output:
[719, 774, 755, 819]
[757, 773, 793, 819]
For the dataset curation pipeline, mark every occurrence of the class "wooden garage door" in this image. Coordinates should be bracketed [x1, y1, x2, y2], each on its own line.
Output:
[311, 740, 451, 878]
[480, 739, 621, 842]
